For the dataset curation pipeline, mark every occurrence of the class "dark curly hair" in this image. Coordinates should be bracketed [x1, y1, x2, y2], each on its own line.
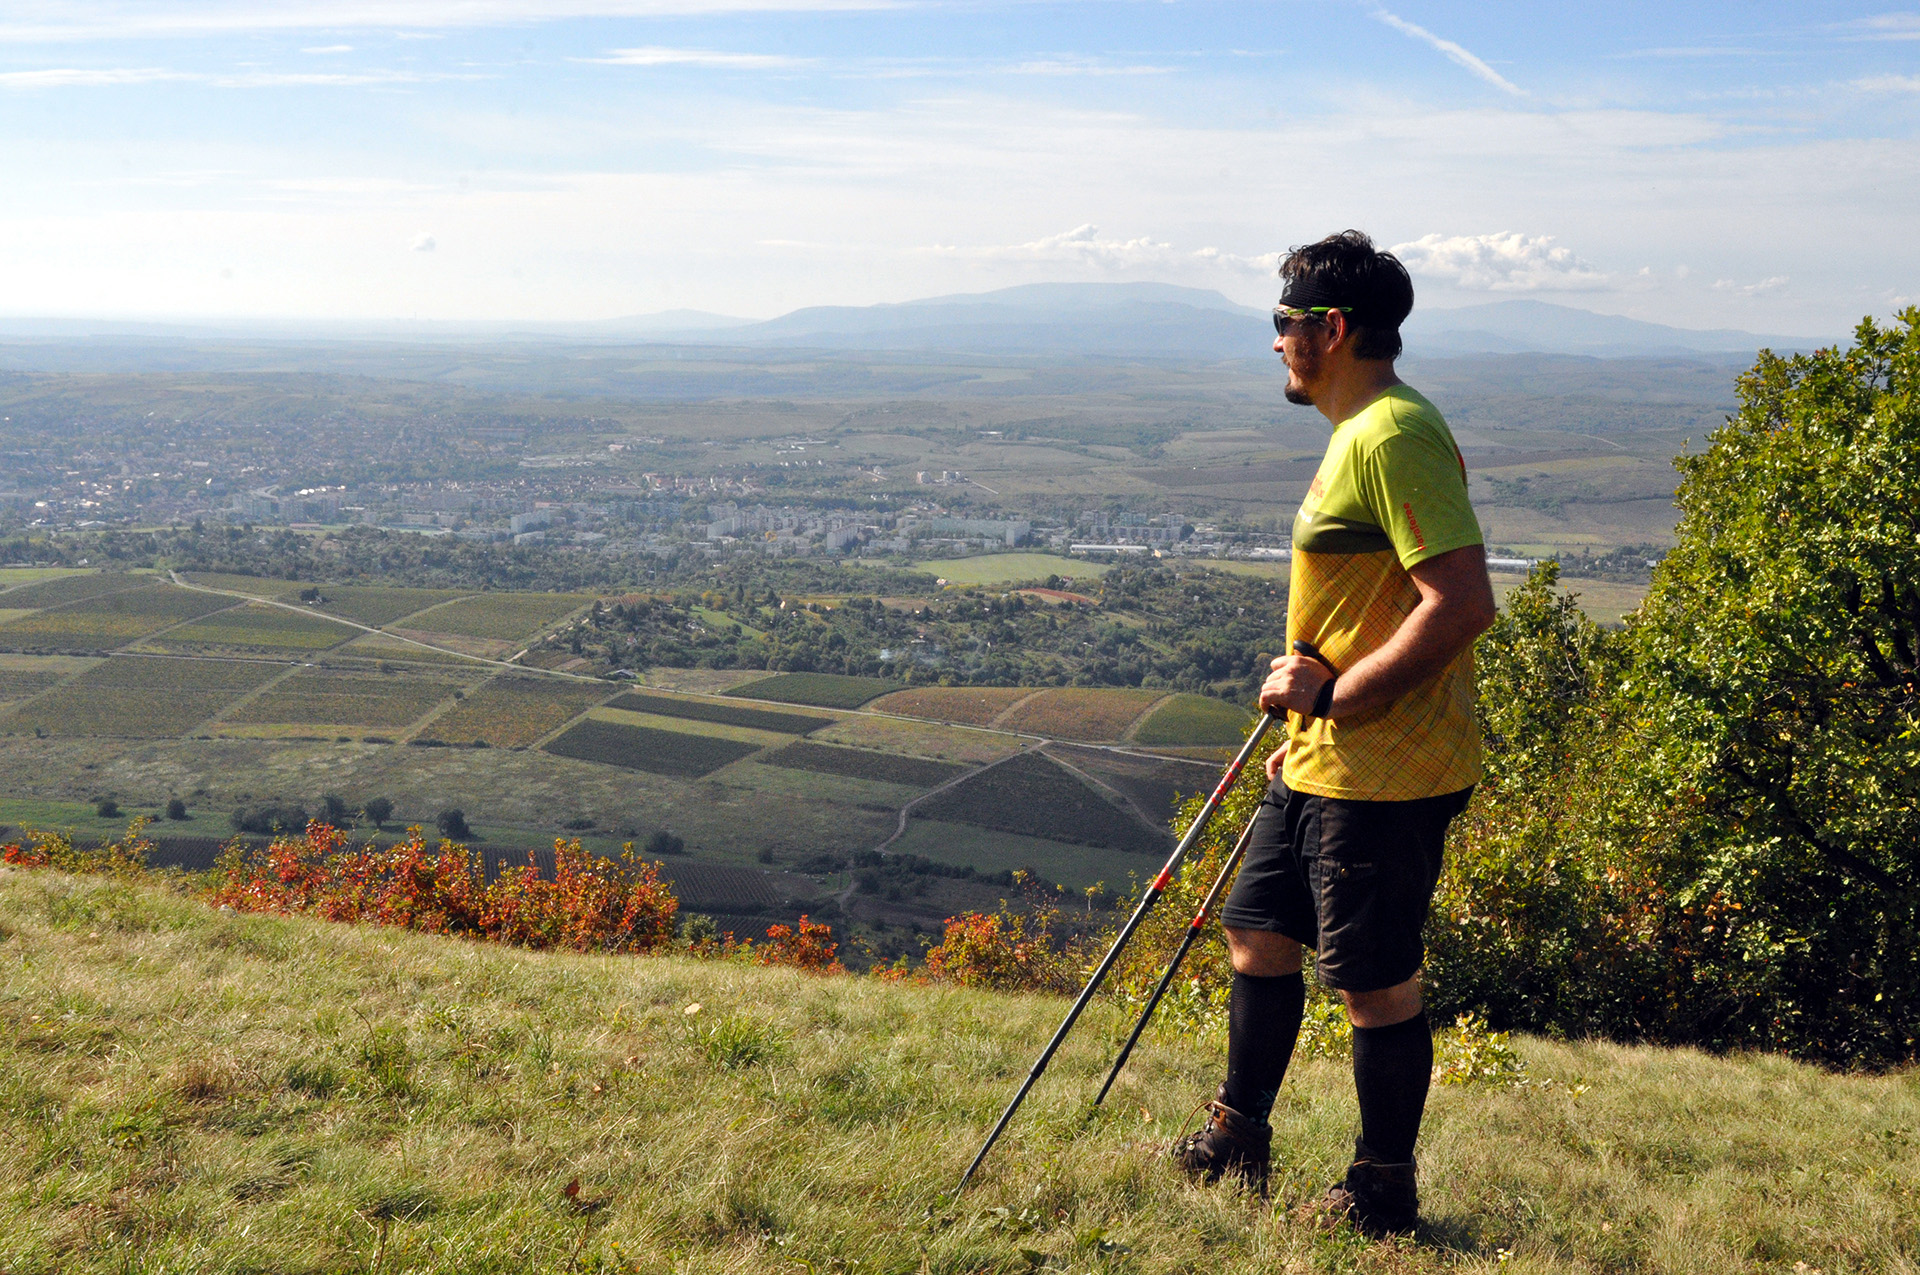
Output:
[1279, 230, 1414, 361]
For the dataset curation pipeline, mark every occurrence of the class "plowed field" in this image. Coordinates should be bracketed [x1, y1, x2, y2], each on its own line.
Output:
[993, 687, 1167, 742]
[868, 686, 1035, 726]
[423, 677, 613, 748]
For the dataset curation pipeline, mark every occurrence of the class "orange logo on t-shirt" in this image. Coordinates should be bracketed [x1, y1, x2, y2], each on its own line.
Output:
[1403, 501, 1426, 549]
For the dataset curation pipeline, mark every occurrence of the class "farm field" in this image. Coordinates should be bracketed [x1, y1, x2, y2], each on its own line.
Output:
[723, 757, 924, 811]
[0, 655, 288, 737]
[994, 686, 1168, 742]
[333, 631, 483, 665]
[907, 552, 1113, 585]
[810, 714, 1021, 765]
[636, 666, 768, 695]
[869, 685, 1036, 726]
[0, 571, 152, 608]
[0, 567, 104, 589]
[1049, 744, 1213, 829]
[589, 705, 791, 748]
[0, 583, 235, 650]
[1131, 692, 1258, 746]
[178, 572, 301, 598]
[306, 585, 471, 627]
[145, 602, 360, 652]
[418, 676, 613, 748]
[604, 690, 834, 736]
[913, 751, 1166, 854]
[890, 817, 1148, 889]
[226, 669, 470, 730]
[727, 671, 901, 708]
[0, 667, 64, 703]
[543, 717, 763, 778]
[402, 591, 592, 641]
[1486, 570, 1650, 626]
[758, 740, 969, 789]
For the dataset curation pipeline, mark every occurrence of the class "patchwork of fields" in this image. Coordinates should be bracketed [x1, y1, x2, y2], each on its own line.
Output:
[0, 570, 1242, 917]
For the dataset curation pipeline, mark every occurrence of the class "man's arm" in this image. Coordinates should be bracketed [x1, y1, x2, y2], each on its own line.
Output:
[1260, 543, 1496, 720]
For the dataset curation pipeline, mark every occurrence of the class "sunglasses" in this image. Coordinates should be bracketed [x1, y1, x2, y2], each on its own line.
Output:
[1272, 305, 1352, 337]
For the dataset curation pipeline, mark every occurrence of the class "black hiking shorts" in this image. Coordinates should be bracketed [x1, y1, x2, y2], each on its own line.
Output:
[1217, 781, 1473, 992]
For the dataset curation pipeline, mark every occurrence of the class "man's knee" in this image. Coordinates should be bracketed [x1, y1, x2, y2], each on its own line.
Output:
[1223, 926, 1303, 977]
[1341, 976, 1422, 1028]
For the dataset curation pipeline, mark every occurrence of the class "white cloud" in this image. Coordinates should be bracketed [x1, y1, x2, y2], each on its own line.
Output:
[1845, 13, 1920, 41]
[1369, 8, 1524, 96]
[1713, 275, 1788, 295]
[0, 1, 896, 42]
[1193, 246, 1282, 275]
[302, 44, 353, 54]
[1854, 73, 1920, 93]
[958, 224, 1181, 271]
[0, 64, 465, 89]
[587, 47, 804, 69]
[410, 232, 436, 252]
[1004, 59, 1173, 77]
[1391, 232, 1607, 292]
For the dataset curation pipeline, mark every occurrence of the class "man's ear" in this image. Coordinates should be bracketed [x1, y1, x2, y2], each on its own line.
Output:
[1323, 309, 1353, 354]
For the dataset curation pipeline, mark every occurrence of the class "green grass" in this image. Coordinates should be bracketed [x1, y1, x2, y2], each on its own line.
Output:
[1, 871, 1916, 1274]
[726, 672, 901, 709]
[605, 691, 833, 736]
[543, 717, 765, 778]
[178, 572, 302, 599]
[148, 602, 360, 652]
[0, 567, 112, 590]
[402, 593, 593, 642]
[1131, 693, 1258, 746]
[910, 552, 1114, 585]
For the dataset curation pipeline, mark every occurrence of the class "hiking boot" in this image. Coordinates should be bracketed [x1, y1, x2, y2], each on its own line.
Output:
[1170, 1089, 1270, 1192]
[1311, 1141, 1418, 1237]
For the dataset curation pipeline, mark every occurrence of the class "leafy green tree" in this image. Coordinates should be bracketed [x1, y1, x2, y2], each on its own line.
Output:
[1617, 313, 1920, 1062]
[437, 809, 472, 841]
[363, 797, 394, 830]
[165, 798, 188, 821]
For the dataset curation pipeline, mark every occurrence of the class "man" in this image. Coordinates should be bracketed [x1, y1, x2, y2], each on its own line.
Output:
[1172, 230, 1496, 1237]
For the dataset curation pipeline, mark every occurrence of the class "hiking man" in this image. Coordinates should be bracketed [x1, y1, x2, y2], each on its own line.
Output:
[1173, 230, 1495, 1236]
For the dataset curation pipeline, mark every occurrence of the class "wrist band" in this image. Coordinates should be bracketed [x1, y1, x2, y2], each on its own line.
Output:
[1311, 676, 1337, 719]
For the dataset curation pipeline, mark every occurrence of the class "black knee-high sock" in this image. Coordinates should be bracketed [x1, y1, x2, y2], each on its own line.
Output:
[1351, 1012, 1432, 1163]
[1221, 971, 1305, 1123]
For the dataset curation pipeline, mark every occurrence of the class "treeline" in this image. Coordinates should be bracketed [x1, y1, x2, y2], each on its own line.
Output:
[1427, 315, 1920, 1065]
[565, 564, 1288, 694]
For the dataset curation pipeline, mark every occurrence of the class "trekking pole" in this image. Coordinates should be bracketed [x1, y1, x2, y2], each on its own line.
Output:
[952, 705, 1281, 1196]
[1091, 813, 1261, 1107]
[1088, 640, 1332, 1108]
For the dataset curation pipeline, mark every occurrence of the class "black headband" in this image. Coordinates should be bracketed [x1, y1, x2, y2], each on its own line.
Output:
[1278, 277, 1355, 315]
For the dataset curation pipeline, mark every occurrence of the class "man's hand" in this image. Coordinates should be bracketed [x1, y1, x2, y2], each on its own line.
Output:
[1259, 654, 1332, 718]
[1265, 740, 1289, 782]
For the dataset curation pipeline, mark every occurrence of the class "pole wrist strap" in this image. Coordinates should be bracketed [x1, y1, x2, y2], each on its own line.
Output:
[1310, 676, 1337, 719]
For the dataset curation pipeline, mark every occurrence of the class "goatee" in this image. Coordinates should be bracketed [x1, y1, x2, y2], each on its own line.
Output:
[1284, 385, 1314, 406]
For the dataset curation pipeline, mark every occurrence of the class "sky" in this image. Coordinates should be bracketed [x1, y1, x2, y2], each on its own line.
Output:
[1, 1, 1916, 335]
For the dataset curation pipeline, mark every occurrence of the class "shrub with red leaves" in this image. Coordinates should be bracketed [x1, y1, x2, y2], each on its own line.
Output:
[207, 822, 678, 954]
[756, 915, 844, 973]
[922, 905, 1080, 994]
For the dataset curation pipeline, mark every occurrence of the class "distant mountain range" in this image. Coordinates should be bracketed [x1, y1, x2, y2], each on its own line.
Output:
[0, 286, 1827, 360]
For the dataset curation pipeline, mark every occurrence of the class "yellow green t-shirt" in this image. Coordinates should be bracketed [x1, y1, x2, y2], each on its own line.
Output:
[1282, 384, 1484, 800]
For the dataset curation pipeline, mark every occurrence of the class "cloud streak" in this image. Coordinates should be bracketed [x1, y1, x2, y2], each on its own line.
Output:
[0, 0, 897, 43]
[588, 46, 805, 69]
[1369, 8, 1523, 95]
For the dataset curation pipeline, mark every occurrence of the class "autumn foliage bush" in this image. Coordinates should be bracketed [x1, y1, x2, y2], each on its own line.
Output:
[205, 822, 679, 954]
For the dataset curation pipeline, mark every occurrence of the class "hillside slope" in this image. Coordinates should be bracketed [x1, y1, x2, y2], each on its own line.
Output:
[1, 869, 1914, 1273]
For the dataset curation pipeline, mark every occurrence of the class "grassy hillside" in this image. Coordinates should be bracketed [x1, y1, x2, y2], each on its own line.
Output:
[2, 869, 1915, 1274]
